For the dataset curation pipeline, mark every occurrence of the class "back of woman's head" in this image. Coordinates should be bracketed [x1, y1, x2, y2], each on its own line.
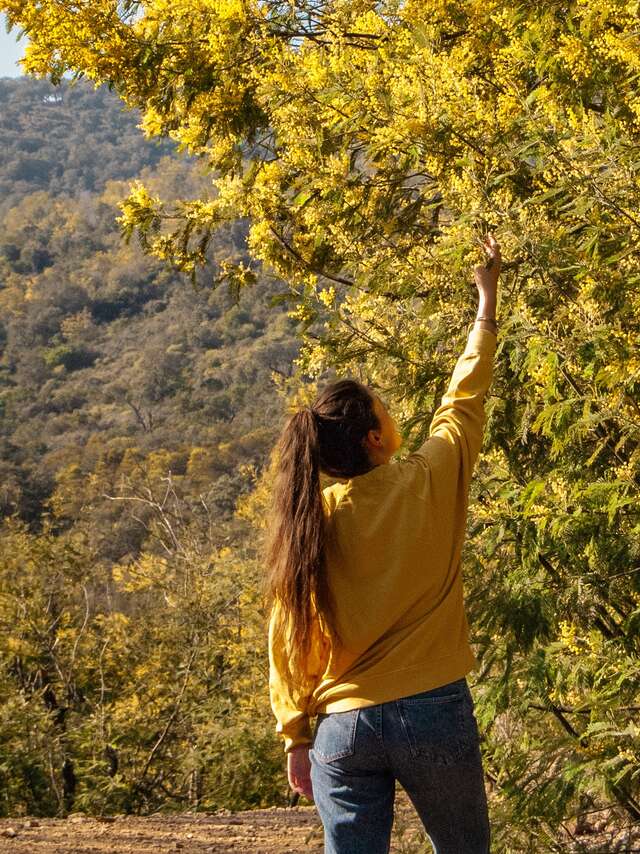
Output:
[263, 379, 380, 678]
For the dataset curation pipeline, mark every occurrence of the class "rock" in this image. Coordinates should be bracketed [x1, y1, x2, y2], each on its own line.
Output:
[2, 827, 17, 838]
[24, 819, 40, 828]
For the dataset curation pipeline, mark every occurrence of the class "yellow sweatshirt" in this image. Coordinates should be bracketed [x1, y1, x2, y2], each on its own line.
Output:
[268, 325, 497, 753]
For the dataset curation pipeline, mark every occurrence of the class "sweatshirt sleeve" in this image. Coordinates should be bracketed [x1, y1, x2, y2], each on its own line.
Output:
[406, 325, 497, 485]
[268, 598, 330, 754]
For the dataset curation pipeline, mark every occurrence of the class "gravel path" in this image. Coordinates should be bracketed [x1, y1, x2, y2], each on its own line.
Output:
[0, 786, 638, 853]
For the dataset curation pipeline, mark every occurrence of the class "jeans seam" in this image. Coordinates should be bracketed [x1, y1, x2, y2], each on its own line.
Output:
[394, 700, 414, 757]
[377, 704, 392, 766]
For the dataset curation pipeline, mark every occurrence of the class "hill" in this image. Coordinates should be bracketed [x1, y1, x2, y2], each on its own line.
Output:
[0, 77, 305, 818]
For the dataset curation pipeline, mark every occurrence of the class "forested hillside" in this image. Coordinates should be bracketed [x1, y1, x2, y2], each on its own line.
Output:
[0, 77, 300, 535]
[0, 78, 305, 817]
[0, 78, 174, 214]
[0, 78, 175, 213]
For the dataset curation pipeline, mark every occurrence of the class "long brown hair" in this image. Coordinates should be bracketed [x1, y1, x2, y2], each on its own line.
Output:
[263, 379, 381, 680]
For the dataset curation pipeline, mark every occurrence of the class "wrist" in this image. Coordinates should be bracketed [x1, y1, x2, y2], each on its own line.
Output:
[478, 295, 497, 316]
[475, 317, 497, 329]
[474, 317, 498, 335]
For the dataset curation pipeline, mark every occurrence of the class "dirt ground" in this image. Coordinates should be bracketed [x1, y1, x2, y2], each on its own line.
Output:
[0, 786, 638, 853]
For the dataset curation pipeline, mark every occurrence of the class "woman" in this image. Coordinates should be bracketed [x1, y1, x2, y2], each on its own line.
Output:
[264, 234, 501, 854]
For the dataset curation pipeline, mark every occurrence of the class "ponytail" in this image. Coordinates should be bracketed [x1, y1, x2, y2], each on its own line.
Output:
[263, 380, 379, 681]
[263, 406, 337, 680]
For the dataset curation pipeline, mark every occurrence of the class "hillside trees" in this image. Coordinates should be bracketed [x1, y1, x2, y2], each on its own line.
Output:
[2, 0, 640, 843]
[0, 129, 300, 536]
[0, 77, 175, 216]
[0, 488, 283, 816]
[0, 77, 309, 816]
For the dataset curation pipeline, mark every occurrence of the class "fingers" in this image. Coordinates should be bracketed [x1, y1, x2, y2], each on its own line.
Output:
[475, 232, 500, 256]
[287, 749, 314, 800]
[291, 781, 313, 799]
[478, 232, 501, 269]
[294, 786, 313, 800]
[473, 232, 502, 286]
[482, 233, 499, 253]
[289, 772, 313, 798]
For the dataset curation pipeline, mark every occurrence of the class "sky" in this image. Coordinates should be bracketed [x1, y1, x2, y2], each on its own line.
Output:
[0, 14, 27, 77]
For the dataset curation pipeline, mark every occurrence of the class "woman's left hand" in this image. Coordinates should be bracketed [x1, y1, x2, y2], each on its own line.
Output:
[287, 745, 314, 800]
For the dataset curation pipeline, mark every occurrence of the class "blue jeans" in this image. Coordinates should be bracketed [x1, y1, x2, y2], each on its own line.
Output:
[309, 677, 490, 854]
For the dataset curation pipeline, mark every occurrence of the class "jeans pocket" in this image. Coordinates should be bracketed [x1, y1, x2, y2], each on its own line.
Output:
[312, 709, 360, 764]
[397, 691, 479, 765]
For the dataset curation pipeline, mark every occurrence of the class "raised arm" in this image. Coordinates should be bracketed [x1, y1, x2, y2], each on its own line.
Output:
[428, 233, 501, 463]
[406, 234, 501, 481]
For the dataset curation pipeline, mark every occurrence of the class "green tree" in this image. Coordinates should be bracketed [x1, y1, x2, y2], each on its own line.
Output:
[0, 487, 284, 817]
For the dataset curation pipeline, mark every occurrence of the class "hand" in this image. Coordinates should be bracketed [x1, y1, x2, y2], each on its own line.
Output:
[287, 745, 314, 801]
[473, 232, 501, 298]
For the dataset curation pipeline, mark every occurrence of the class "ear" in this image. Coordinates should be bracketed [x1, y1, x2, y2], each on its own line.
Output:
[363, 427, 381, 448]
